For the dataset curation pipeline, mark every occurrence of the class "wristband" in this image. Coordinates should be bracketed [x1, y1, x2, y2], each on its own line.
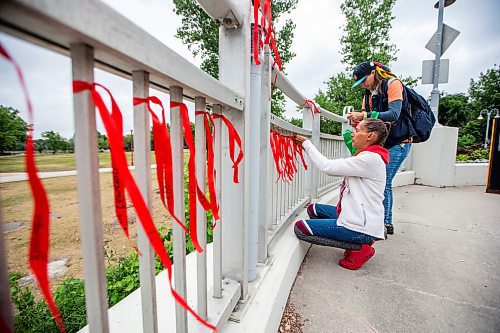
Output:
[362, 111, 367, 120]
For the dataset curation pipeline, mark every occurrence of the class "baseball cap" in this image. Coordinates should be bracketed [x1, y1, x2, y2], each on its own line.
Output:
[352, 61, 375, 88]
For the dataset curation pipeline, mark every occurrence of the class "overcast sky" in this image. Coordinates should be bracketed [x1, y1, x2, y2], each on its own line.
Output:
[1, 0, 499, 139]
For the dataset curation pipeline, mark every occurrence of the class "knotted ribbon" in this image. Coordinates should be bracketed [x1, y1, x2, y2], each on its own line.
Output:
[1, 43, 66, 333]
[303, 99, 320, 118]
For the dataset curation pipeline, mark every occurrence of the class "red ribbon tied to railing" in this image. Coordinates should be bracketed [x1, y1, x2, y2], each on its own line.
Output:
[252, 0, 283, 72]
[73, 82, 216, 331]
[212, 113, 244, 184]
[195, 110, 220, 228]
[303, 99, 320, 118]
[1, 43, 66, 333]
[270, 130, 307, 184]
[132, 97, 188, 232]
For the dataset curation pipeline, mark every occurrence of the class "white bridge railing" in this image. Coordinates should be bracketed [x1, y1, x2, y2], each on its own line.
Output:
[0, 0, 348, 332]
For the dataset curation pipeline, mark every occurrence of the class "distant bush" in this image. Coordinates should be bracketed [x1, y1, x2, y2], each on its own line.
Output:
[456, 148, 489, 162]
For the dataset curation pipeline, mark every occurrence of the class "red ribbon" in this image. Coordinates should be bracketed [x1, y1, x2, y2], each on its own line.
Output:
[270, 130, 307, 184]
[132, 97, 188, 233]
[73, 82, 216, 331]
[252, 0, 283, 72]
[195, 111, 220, 228]
[170, 101, 205, 253]
[0, 43, 66, 333]
[212, 113, 244, 184]
[253, 0, 261, 66]
[304, 99, 320, 118]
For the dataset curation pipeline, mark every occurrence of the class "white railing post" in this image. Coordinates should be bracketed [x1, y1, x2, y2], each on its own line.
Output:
[212, 104, 223, 299]
[170, 86, 188, 333]
[258, 46, 272, 263]
[303, 108, 320, 200]
[132, 70, 158, 333]
[70, 43, 109, 333]
[218, 0, 250, 298]
[194, 96, 208, 319]
[247, 39, 263, 281]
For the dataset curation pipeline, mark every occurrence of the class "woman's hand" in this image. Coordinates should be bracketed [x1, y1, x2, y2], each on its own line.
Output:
[295, 135, 309, 145]
[347, 111, 364, 123]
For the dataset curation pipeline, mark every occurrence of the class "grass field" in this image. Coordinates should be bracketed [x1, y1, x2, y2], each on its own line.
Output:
[0, 152, 157, 173]
[2, 170, 169, 281]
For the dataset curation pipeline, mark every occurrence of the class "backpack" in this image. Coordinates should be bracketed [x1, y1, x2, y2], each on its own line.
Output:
[366, 79, 436, 148]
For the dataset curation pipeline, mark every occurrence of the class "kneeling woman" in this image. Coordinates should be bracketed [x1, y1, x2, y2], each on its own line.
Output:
[295, 119, 390, 270]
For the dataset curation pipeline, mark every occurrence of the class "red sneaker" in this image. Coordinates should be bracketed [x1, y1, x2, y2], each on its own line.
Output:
[339, 244, 375, 270]
[344, 241, 374, 257]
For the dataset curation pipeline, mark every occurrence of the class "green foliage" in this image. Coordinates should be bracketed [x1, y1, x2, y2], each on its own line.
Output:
[172, 0, 298, 117]
[468, 64, 500, 112]
[41, 131, 69, 154]
[10, 273, 87, 333]
[97, 131, 109, 151]
[456, 148, 490, 162]
[457, 133, 478, 150]
[339, 0, 398, 68]
[438, 93, 470, 128]
[0, 105, 28, 153]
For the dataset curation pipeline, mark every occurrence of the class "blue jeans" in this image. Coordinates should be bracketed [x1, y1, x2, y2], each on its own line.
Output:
[303, 203, 374, 244]
[384, 143, 411, 226]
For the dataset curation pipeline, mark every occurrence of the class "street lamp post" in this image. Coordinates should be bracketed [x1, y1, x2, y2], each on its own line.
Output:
[429, 0, 456, 125]
[477, 109, 500, 149]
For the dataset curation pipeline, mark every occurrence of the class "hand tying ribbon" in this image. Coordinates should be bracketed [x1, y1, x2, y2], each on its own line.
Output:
[73, 82, 216, 331]
[1, 43, 66, 333]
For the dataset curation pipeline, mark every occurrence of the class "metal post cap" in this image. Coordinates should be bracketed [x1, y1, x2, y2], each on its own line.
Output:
[434, 0, 456, 8]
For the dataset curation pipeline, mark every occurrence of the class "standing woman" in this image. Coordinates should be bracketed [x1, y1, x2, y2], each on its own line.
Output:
[347, 61, 412, 235]
[294, 119, 390, 270]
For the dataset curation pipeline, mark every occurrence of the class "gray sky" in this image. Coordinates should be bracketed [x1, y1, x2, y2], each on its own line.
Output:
[1, 0, 499, 139]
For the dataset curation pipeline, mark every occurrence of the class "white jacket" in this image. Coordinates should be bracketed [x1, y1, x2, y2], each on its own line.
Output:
[302, 140, 388, 239]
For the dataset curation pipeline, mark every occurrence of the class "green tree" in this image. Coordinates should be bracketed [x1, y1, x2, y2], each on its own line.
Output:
[438, 93, 470, 128]
[456, 64, 500, 150]
[41, 131, 68, 154]
[468, 64, 500, 113]
[340, 0, 398, 68]
[97, 131, 109, 151]
[0, 106, 28, 153]
[172, 0, 298, 117]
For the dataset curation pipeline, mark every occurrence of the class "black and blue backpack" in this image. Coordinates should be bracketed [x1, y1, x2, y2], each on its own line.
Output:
[365, 78, 436, 148]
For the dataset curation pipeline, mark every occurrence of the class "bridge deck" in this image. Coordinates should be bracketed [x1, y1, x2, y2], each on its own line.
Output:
[286, 185, 500, 332]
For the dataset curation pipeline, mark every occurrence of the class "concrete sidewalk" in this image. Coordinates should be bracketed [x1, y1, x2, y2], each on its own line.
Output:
[288, 185, 500, 333]
[0, 165, 157, 183]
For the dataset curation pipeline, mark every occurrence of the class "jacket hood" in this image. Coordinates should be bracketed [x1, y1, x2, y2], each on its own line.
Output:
[355, 145, 390, 164]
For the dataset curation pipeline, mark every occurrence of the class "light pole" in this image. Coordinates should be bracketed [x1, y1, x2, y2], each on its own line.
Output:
[477, 109, 500, 149]
[429, 0, 456, 125]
